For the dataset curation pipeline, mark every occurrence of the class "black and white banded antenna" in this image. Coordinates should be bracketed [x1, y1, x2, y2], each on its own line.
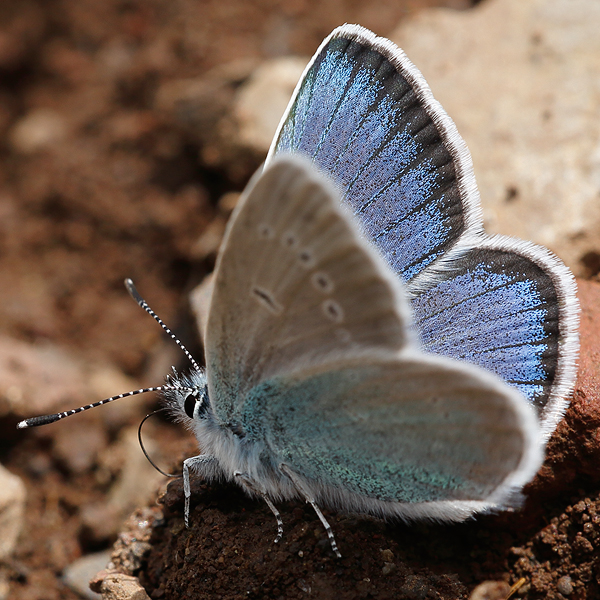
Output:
[17, 278, 199, 430]
[124, 278, 201, 373]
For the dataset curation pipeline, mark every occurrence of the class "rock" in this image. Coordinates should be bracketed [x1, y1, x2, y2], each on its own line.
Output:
[156, 57, 306, 182]
[106, 439, 164, 537]
[154, 60, 256, 138]
[217, 191, 240, 215]
[89, 570, 150, 600]
[154, 60, 258, 180]
[557, 575, 573, 595]
[86, 367, 147, 429]
[190, 218, 226, 261]
[80, 428, 165, 542]
[469, 581, 510, 600]
[232, 57, 307, 155]
[0, 465, 24, 599]
[380, 548, 394, 562]
[63, 550, 111, 600]
[9, 108, 69, 153]
[189, 273, 214, 344]
[0, 336, 140, 425]
[0, 463, 25, 560]
[109, 507, 163, 575]
[52, 419, 108, 474]
[189, 190, 239, 272]
[392, 0, 600, 276]
[530, 279, 600, 496]
[0, 338, 90, 419]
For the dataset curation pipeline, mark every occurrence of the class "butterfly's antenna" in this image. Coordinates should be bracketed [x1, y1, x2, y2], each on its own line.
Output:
[124, 278, 201, 373]
[138, 408, 179, 478]
[16, 384, 197, 429]
[17, 280, 200, 430]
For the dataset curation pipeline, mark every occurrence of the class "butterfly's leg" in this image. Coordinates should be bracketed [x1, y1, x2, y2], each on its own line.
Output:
[235, 471, 284, 543]
[182, 454, 220, 527]
[280, 464, 341, 558]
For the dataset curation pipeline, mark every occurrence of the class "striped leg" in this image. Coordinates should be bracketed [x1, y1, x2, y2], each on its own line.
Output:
[235, 472, 284, 543]
[280, 464, 341, 558]
[182, 454, 220, 527]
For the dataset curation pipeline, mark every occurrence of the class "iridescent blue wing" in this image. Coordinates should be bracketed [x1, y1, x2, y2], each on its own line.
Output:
[240, 357, 541, 520]
[267, 24, 579, 434]
[410, 239, 579, 439]
[267, 24, 483, 283]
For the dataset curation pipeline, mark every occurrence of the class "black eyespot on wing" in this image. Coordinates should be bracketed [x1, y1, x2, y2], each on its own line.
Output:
[184, 394, 196, 419]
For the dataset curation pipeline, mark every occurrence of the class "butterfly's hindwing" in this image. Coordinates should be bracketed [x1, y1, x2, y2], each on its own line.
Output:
[409, 240, 579, 436]
[239, 356, 540, 517]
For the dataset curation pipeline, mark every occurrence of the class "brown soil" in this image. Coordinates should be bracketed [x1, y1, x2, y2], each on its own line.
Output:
[2, 1, 600, 599]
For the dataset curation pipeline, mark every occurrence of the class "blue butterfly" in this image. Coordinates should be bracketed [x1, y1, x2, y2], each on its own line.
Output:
[267, 24, 579, 441]
[19, 25, 579, 558]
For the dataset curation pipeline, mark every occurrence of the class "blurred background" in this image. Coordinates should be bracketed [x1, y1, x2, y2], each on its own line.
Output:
[1, 0, 599, 598]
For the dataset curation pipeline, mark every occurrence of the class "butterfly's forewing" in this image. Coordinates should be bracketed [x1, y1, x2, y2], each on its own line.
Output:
[205, 156, 412, 422]
[206, 156, 542, 517]
[241, 357, 541, 519]
[267, 24, 482, 283]
[268, 24, 579, 431]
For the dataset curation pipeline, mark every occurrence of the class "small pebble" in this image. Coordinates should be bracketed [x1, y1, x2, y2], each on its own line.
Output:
[380, 548, 394, 562]
[63, 550, 112, 600]
[9, 108, 68, 153]
[469, 581, 510, 600]
[557, 575, 573, 595]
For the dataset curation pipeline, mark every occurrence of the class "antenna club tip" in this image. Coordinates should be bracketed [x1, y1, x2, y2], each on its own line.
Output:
[17, 413, 63, 427]
[124, 278, 143, 303]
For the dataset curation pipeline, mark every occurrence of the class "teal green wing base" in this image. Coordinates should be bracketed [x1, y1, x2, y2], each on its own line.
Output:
[239, 355, 541, 519]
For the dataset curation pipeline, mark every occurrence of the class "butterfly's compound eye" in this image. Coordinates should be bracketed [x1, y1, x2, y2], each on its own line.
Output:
[184, 394, 197, 419]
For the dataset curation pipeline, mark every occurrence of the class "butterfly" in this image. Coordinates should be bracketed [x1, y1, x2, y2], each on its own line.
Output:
[19, 24, 579, 557]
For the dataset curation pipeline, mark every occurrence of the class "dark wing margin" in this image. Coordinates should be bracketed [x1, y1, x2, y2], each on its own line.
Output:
[267, 24, 483, 284]
[409, 236, 579, 439]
